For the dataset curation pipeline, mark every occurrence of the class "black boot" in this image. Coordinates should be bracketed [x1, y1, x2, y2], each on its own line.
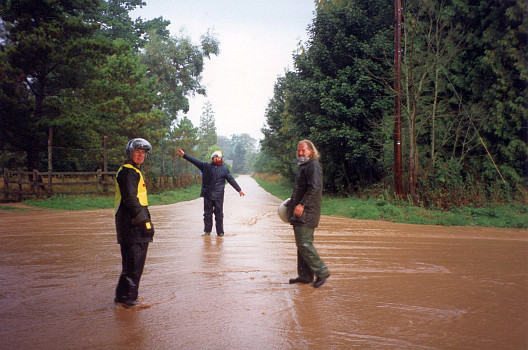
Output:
[289, 277, 311, 284]
[313, 274, 330, 288]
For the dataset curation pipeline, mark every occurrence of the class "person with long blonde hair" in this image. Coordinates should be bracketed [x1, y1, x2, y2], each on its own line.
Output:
[287, 140, 330, 288]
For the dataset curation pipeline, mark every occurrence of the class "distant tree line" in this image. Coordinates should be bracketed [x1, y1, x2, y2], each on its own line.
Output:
[256, 0, 527, 208]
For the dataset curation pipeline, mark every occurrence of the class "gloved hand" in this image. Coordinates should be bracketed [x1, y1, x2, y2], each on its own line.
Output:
[131, 209, 149, 225]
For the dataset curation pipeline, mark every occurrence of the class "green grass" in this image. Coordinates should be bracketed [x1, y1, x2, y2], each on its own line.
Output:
[148, 184, 202, 206]
[6, 177, 528, 229]
[0, 205, 32, 213]
[16, 184, 202, 211]
[252, 175, 528, 229]
[21, 194, 115, 210]
[252, 178, 293, 200]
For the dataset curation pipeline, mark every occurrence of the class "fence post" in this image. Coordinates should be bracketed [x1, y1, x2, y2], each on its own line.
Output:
[3, 168, 8, 200]
[48, 170, 53, 195]
[97, 169, 101, 189]
[32, 170, 39, 196]
[17, 171, 23, 202]
[103, 136, 108, 193]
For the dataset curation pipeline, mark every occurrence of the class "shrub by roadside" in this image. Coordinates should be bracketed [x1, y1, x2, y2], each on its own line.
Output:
[252, 174, 528, 229]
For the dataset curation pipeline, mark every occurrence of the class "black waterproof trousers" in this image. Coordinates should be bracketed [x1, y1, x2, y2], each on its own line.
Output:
[203, 198, 224, 234]
[115, 242, 149, 303]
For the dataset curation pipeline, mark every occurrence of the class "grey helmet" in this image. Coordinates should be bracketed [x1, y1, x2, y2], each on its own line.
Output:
[125, 138, 152, 160]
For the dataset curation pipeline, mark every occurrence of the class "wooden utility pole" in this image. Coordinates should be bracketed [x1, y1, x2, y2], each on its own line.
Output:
[394, 0, 403, 196]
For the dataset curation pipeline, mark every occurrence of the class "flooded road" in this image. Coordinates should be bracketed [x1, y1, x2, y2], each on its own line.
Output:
[0, 175, 527, 349]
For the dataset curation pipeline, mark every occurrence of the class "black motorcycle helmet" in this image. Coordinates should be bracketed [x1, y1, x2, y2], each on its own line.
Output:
[125, 138, 152, 160]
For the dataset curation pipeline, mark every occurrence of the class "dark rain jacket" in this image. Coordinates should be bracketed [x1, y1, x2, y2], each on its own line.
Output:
[114, 161, 154, 244]
[288, 159, 323, 228]
[183, 153, 242, 200]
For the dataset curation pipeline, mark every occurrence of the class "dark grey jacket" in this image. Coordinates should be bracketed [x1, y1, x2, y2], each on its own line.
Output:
[183, 153, 242, 200]
[288, 159, 323, 228]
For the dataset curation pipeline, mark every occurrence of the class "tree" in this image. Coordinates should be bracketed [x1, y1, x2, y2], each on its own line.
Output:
[397, 0, 527, 205]
[1, 0, 216, 173]
[399, 0, 466, 200]
[262, 0, 394, 192]
[261, 72, 299, 180]
[0, 0, 113, 171]
[140, 30, 219, 120]
[261, 0, 526, 206]
[95, 0, 170, 50]
[217, 135, 230, 154]
[451, 0, 528, 190]
[165, 116, 198, 177]
[73, 41, 169, 166]
[224, 133, 256, 173]
[195, 101, 218, 160]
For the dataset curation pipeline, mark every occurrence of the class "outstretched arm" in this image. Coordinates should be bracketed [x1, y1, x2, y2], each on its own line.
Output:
[177, 149, 205, 171]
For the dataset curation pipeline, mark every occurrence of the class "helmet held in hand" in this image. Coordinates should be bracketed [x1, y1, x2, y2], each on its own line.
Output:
[278, 198, 291, 223]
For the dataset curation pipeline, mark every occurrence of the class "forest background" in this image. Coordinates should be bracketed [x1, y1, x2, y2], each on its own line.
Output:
[1, 0, 527, 214]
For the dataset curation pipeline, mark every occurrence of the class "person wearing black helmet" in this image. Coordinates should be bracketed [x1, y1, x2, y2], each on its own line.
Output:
[114, 138, 155, 308]
[176, 148, 245, 237]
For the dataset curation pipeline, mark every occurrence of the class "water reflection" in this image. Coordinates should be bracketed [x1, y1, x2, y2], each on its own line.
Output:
[201, 236, 225, 269]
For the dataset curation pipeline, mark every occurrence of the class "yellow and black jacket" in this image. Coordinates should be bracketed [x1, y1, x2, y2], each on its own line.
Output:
[114, 162, 154, 244]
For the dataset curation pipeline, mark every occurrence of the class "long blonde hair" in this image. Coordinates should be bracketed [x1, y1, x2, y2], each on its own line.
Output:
[299, 139, 320, 160]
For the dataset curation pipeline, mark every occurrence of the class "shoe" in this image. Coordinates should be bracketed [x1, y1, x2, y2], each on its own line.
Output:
[289, 277, 311, 284]
[313, 274, 330, 288]
[202, 232, 211, 236]
[217, 233, 224, 237]
[114, 298, 141, 308]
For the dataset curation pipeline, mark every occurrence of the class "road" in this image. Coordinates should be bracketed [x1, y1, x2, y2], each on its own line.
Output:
[0, 175, 527, 349]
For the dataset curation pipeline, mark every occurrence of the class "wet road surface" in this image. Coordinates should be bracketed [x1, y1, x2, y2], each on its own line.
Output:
[0, 175, 527, 349]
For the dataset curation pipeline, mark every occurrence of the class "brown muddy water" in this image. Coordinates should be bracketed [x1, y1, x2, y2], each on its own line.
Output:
[0, 175, 526, 349]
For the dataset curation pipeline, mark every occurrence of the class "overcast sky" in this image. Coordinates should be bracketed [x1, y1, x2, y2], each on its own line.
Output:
[131, 0, 315, 143]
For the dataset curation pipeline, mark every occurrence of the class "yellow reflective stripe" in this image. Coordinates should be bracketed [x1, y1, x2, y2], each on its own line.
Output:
[114, 165, 124, 215]
[114, 164, 148, 216]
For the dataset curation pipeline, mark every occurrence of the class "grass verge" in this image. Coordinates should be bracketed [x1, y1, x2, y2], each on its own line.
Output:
[5, 176, 527, 229]
[16, 184, 202, 211]
[252, 175, 528, 229]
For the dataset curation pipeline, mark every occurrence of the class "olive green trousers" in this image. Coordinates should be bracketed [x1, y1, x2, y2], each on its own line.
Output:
[294, 225, 329, 282]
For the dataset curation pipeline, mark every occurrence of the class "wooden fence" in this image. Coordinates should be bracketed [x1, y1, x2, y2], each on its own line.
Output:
[2, 167, 201, 202]
[3, 168, 116, 202]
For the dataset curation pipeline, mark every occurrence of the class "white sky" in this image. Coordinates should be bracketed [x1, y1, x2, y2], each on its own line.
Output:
[131, 0, 315, 142]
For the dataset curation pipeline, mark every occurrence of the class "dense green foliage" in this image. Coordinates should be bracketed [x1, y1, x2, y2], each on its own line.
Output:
[262, 0, 394, 193]
[1, 0, 113, 171]
[260, 0, 527, 208]
[1, 0, 525, 209]
[252, 174, 528, 228]
[219, 133, 257, 173]
[0, 0, 218, 173]
[194, 101, 218, 160]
